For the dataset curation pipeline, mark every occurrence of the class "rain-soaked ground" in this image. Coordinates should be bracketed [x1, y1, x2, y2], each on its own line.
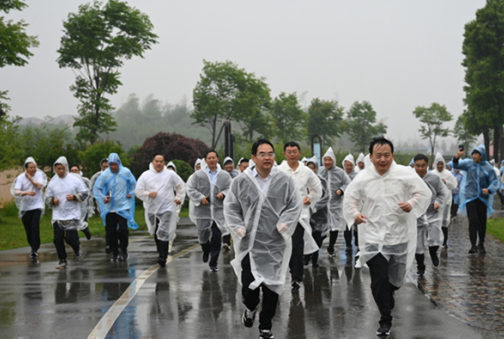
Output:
[0, 213, 500, 339]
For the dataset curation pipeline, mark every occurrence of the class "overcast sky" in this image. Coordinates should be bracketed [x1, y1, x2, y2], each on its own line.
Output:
[2, 0, 486, 145]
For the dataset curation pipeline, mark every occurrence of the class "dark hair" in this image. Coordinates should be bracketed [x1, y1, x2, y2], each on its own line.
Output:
[413, 154, 429, 163]
[24, 162, 35, 169]
[205, 150, 219, 160]
[238, 158, 249, 165]
[252, 139, 275, 155]
[283, 141, 301, 152]
[369, 136, 394, 155]
[152, 153, 165, 161]
[70, 165, 80, 171]
[100, 158, 108, 166]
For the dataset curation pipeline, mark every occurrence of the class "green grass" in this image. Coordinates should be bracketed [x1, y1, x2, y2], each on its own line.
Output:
[0, 200, 189, 251]
[488, 217, 504, 243]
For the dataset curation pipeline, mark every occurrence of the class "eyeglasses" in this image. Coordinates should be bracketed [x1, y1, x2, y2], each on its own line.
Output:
[255, 152, 275, 159]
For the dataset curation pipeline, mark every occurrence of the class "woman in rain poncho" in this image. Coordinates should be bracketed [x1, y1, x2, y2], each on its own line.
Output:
[318, 147, 351, 256]
[186, 151, 231, 272]
[93, 153, 138, 261]
[452, 144, 499, 253]
[343, 136, 431, 335]
[305, 156, 330, 266]
[45, 156, 89, 269]
[136, 155, 185, 267]
[224, 139, 302, 338]
[11, 157, 48, 260]
[432, 152, 458, 247]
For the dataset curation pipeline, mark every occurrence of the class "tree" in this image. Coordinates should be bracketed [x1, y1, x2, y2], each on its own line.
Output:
[269, 92, 306, 144]
[413, 103, 453, 161]
[452, 112, 478, 152]
[57, 0, 158, 144]
[0, 0, 39, 112]
[0, 115, 22, 170]
[192, 60, 271, 148]
[462, 0, 504, 161]
[346, 101, 387, 153]
[307, 98, 345, 144]
[78, 139, 125, 175]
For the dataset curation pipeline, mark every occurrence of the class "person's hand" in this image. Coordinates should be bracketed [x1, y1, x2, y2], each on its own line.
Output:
[104, 196, 111, 203]
[25, 172, 32, 180]
[433, 202, 439, 210]
[66, 194, 74, 201]
[201, 197, 209, 205]
[174, 199, 181, 205]
[216, 192, 224, 200]
[303, 196, 311, 205]
[399, 202, 412, 213]
[277, 223, 288, 233]
[53, 198, 60, 206]
[149, 191, 157, 198]
[354, 214, 367, 225]
[482, 188, 489, 195]
[456, 148, 465, 159]
[236, 227, 246, 238]
[442, 178, 446, 184]
[336, 190, 343, 196]
[25, 191, 36, 197]
[126, 194, 132, 199]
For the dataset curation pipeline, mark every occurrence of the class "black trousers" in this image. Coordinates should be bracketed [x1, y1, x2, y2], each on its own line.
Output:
[366, 253, 398, 325]
[466, 199, 487, 246]
[309, 230, 324, 264]
[105, 213, 129, 256]
[328, 230, 339, 252]
[450, 201, 459, 218]
[53, 222, 80, 260]
[222, 234, 231, 246]
[242, 254, 279, 330]
[22, 209, 41, 253]
[201, 222, 222, 267]
[289, 223, 305, 282]
[154, 219, 169, 260]
[344, 225, 359, 248]
[497, 190, 504, 205]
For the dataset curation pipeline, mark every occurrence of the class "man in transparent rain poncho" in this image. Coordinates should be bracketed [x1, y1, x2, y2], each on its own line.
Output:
[318, 147, 351, 257]
[413, 154, 448, 276]
[224, 139, 302, 339]
[186, 150, 231, 272]
[70, 164, 93, 240]
[432, 152, 458, 247]
[278, 141, 321, 289]
[11, 157, 48, 261]
[343, 136, 431, 336]
[94, 153, 138, 261]
[45, 156, 90, 269]
[136, 154, 185, 267]
[342, 153, 359, 254]
[452, 144, 499, 254]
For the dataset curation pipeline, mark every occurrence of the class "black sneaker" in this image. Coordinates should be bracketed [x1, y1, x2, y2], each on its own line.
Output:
[56, 259, 68, 269]
[376, 323, 391, 336]
[416, 267, 425, 276]
[431, 252, 439, 267]
[242, 307, 257, 328]
[327, 249, 336, 257]
[210, 266, 219, 272]
[105, 246, 111, 254]
[202, 251, 209, 263]
[259, 329, 274, 339]
[120, 252, 128, 261]
[30, 252, 38, 260]
[83, 227, 92, 240]
[468, 246, 478, 254]
[478, 244, 486, 254]
[111, 254, 118, 262]
[158, 257, 166, 267]
[291, 280, 301, 290]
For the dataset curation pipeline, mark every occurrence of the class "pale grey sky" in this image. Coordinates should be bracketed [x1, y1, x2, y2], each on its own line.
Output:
[2, 0, 486, 145]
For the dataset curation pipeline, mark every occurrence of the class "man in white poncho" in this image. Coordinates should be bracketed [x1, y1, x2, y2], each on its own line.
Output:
[186, 150, 231, 272]
[45, 156, 90, 269]
[342, 153, 359, 254]
[224, 139, 302, 339]
[136, 154, 185, 267]
[318, 147, 351, 257]
[11, 157, 48, 260]
[432, 152, 458, 247]
[413, 154, 448, 276]
[278, 141, 321, 290]
[343, 136, 431, 336]
[237, 158, 250, 173]
[70, 164, 93, 240]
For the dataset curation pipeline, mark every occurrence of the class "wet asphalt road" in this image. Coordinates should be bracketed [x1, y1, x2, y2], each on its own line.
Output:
[0, 220, 484, 339]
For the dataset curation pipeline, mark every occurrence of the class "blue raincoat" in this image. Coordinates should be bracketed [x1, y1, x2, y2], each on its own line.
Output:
[452, 145, 499, 216]
[93, 153, 138, 229]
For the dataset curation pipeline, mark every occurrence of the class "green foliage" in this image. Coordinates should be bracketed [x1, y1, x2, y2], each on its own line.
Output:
[269, 92, 306, 145]
[0, 115, 22, 170]
[192, 60, 271, 148]
[171, 159, 193, 182]
[346, 101, 387, 153]
[413, 102, 453, 160]
[57, 0, 158, 144]
[488, 217, 504, 244]
[78, 139, 125, 175]
[307, 98, 344, 145]
[452, 112, 478, 152]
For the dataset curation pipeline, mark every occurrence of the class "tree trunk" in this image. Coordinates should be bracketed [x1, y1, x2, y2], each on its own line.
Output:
[499, 124, 504, 164]
[494, 125, 500, 163]
[483, 128, 490, 156]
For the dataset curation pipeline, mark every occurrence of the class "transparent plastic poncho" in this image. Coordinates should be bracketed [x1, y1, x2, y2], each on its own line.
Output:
[432, 152, 458, 227]
[343, 161, 431, 286]
[44, 156, 89, 230]
[186, 166, 231, 243]
[93, 153, 138, 230]
[342, 153, 357, 180]
[452, 144, 500, 216]
[417, 172, 448, 247]
[318, 147, 351, 231]
[10, 157, 48, 218]
[136, 163, 185, 242]
[307, 157, 330, 235]
[355, 153, 365, 173]
[224, 167, 302, 294]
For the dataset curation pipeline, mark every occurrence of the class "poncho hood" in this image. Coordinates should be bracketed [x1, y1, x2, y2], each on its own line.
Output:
[471, 144, 487, 162]
[53, 156, 69, 176]
[323, 147, 336, 168]
[342, 153, 355, 167]
[356, 153, 365, 164]
[24, 156, 37, 167]
[167, 161, 177, 173]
